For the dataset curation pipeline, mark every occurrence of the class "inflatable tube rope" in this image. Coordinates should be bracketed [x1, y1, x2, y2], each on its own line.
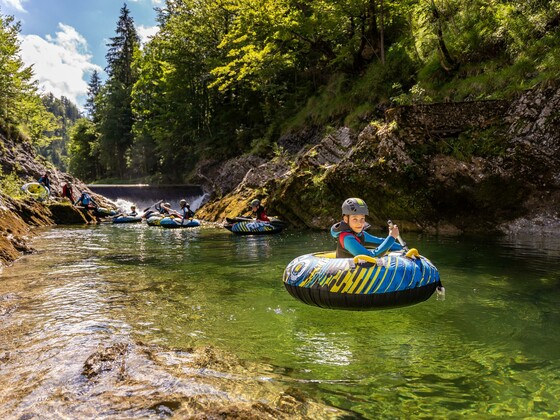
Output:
[283, 249, 442, 310]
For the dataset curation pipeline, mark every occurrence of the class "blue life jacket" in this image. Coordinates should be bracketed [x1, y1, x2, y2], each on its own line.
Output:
[81, 193, 91, 205]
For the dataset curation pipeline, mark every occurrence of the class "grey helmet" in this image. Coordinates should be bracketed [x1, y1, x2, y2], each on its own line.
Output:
[180, 199, 188, 206]
[250, 199, 260, 207]
[342, 198, 369, 215]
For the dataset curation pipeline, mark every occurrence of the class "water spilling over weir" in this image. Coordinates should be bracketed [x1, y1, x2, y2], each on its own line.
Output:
[87, 184, 206, 210]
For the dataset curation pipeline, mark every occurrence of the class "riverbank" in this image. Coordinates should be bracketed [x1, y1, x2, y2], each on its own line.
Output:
[0, 129, 119, 269]
[0, 197, 104, 269]
[195, 85, 560, 235]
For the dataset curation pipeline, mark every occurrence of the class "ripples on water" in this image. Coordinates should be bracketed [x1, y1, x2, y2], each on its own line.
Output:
[1, 224, 559, 418]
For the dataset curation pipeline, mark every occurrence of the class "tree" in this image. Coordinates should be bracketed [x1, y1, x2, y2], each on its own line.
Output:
[85, 70, 102, 121]
[0, 11, 56, 143]
[68, 118, 100, 181]
[38, 94, 81, 171]
[131, 0, 235, 179]
[97, 3, 140, 178]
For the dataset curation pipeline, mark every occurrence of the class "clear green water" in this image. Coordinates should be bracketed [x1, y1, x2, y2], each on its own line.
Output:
[1, 224, 560, 418]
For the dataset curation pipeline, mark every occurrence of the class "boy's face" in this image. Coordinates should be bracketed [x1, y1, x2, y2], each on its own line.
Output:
[344, 214, 366, 233]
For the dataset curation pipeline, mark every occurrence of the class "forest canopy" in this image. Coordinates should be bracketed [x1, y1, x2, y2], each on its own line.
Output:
[2, 1, 559, 183]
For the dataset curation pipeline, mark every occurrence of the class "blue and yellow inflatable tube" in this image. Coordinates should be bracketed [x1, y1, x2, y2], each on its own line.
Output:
[283, 249, 441, 310]
[159, 217, 201, 228]
[146, 215, 163, 226]
[224, 220, 284, 235]
[112, 215, 142, 224]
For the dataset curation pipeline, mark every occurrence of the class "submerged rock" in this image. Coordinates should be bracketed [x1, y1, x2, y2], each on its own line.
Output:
[82, 343, 129, 380]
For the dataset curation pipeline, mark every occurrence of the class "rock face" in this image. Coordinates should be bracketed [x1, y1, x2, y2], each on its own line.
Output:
[198, 86, 560, 234]
[192, 155, 267, 198]
[0, 199, 36, 267]
[0, 130, 116, 268]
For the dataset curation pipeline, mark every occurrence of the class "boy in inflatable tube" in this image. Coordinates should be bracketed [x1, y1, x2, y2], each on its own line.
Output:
[331, 198, 404, 258]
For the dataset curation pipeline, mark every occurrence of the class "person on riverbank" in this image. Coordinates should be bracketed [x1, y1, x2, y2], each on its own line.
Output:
[330, 197, 404, 258]
[37, 171, 51, 198]
[250, 199, 270, 222]
[61, 182, 74, 203]
[74, 191, 98, 210]
[74, 191, 102, 222]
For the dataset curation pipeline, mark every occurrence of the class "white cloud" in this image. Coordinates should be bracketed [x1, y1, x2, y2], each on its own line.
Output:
[0, 0, 27, 13]
[19, 23, 102, 108]
[137, 24, 159, 45]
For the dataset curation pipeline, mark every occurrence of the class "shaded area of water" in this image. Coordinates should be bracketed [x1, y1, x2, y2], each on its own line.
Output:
[1, 224, 559, 418]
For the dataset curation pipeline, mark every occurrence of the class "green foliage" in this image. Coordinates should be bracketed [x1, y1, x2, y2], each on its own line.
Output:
[96, 4, 140, 179]
[0, 12, 58, 145]
[68, 118, 100, 182]
[285, 43, 418, 130]
[410, 0, 560, 101]
[5, 0, 557, 183]
[0, 167, 25, 199]
[37, 93, 81, 171]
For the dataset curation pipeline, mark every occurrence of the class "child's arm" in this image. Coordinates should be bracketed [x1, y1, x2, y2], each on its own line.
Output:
[342, 234, 399, 257]
[362, 231, 403, 251]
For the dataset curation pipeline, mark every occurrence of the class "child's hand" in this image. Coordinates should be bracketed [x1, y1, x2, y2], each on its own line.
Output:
[389, 223, 400, 239]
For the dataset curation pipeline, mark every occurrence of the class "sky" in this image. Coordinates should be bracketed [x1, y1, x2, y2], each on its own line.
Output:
[1, 0, 161, 109]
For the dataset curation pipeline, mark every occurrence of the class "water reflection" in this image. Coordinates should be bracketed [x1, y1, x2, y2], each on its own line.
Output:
[1, 225, 560, 418]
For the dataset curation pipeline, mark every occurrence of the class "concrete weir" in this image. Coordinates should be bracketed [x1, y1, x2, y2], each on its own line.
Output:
[87, 184, 205, 210]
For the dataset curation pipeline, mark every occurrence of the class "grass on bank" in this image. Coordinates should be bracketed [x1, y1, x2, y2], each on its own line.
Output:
[281, 33, 560, 136]
[0, 169, 27, 199]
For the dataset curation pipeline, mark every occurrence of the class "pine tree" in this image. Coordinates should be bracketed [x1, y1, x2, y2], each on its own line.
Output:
[97, 3, 140, 179]
[85, 70, 102, 121]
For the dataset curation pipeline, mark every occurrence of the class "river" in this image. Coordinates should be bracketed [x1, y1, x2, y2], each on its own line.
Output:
[1, 223, 559, 418]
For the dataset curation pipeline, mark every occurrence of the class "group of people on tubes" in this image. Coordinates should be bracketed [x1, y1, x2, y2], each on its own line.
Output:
[39, 170, 197, 222]
[42, 170, 404, 258]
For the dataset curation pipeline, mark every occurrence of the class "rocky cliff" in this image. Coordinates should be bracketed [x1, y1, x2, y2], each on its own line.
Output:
[197, 85, 560, 234]
[0, 129, 116, 269]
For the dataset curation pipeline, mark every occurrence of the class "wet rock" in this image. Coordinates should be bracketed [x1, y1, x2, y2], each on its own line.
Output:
[277, 125, 324, 154]
[197, 127, 357, 228]
[192, 156, 267, 198]
[198, 86, 560, 234]
[0, 204, 36, 266]
[148, 400, 181, 417]
[82, 343, 129, 380]
[47, 202, 89, 224]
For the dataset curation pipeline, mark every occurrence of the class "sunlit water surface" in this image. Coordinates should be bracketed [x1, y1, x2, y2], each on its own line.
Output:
[1, 224, 559, 418]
